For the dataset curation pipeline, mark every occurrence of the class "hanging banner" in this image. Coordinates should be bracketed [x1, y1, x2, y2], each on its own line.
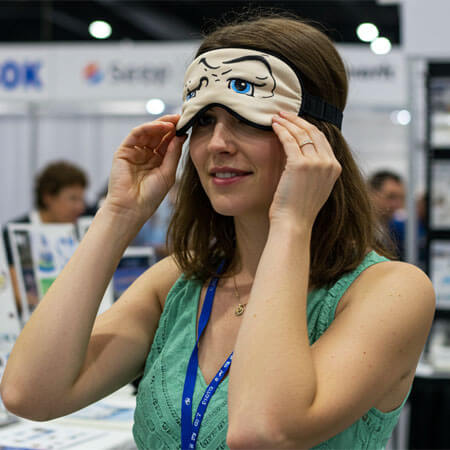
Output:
[0, 42, 406, 106]
[339, 44, 407, 107]
[52, 43, 197, 102]
[0, 46, 50, 99]
[0, 42, 198, 103]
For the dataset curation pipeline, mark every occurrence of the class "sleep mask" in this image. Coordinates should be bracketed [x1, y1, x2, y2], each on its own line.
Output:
[175, 47, 343, 136]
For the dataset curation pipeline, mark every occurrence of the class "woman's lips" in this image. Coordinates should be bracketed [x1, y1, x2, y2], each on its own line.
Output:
[211, 172, 251, 185]
[210, 168, 252, 186]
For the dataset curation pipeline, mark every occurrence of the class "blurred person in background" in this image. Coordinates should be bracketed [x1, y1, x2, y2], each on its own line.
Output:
[368, 170, 406, 256]
[390, 192, 427, 269]
[2, 160, 88, 310]
[368, 170, 406, 227]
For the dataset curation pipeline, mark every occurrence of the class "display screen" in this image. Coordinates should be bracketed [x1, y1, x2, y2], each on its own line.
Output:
[112, 253, 155, 301]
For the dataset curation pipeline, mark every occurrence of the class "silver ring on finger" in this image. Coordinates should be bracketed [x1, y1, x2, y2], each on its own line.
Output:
[299, 139, 314, 148]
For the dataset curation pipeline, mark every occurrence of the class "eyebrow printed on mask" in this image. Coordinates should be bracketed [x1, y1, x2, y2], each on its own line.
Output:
[184, 53, 277, 99]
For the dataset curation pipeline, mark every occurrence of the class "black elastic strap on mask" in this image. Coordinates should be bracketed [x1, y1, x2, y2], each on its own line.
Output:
[300, 92, 343, 129]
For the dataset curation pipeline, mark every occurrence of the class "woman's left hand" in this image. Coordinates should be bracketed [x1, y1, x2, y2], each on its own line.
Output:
[270, 111, 342, 230]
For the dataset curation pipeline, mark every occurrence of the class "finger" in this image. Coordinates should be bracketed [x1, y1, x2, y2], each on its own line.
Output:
[136, 114, 180, 129]
[153, 127, 177, 157]
[272, 122, 306, 162]
[118, 144, 154, 165]
[124, 119, 178, 149]
[280, 112, 334, 159]
[159, 134, 187, 180]
[292, 115, 342, 178]
[135, 114, 180, 132]
[272, 114, 317, 156]
[295, 116, 335, 159]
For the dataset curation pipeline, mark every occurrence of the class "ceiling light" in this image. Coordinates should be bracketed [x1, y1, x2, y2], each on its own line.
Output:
[356, 23, 379, 42]
[146, 99, 165, 115]
[89, 21, 112, 40]
[370, 37, 392, 55]
[390, 110, 411, 126]
[397, 110, 411, 125]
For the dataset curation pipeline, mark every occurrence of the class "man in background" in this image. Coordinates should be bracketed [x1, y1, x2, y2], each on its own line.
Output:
[368, 170, 406, 228]
[368, 170, 406, 258]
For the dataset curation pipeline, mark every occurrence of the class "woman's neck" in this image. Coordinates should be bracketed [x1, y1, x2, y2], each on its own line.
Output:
[232, 214, 315, 294]
[39, 209, 55, 223]
[233, 214, 271, 280]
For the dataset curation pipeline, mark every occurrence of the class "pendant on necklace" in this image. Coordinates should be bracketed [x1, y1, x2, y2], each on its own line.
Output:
[235, 303, 247, 316]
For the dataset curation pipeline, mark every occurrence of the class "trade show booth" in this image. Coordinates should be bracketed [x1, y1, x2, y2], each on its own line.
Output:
[1, 1, 450, 447]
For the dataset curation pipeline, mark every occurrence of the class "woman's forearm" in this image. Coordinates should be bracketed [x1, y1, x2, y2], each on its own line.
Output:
[0, 206, 141, 416]
[228, 221, 315, 446]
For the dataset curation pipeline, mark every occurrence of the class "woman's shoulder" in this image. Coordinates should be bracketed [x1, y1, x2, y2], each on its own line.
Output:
[344, 258, 435, 320]
[141, 254, 183, 310]
[357, 257, 433, 289]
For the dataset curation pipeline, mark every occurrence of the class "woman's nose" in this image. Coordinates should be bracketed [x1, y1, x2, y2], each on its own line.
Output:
[207, 122, 236, 154]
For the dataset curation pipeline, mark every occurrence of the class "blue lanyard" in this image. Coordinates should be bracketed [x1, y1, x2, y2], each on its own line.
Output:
[181, 267, 233, 450]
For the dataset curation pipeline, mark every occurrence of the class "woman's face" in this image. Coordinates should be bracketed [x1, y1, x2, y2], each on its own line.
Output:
[189, 107, 286, 218]
[43, 185, 86, 223]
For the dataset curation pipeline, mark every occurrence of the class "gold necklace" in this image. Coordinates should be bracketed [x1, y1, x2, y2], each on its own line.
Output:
[233, 274, 247, 316]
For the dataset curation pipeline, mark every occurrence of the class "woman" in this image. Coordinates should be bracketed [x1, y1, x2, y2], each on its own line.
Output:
[1, 14, 435, 450]
[2, 161, 87, 311]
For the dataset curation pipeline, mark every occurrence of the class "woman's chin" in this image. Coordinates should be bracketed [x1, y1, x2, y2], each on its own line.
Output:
[211, 202, 268, 219]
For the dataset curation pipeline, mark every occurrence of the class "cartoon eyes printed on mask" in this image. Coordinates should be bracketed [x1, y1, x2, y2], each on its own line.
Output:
[186, 91, 196, 101]
[183, 55, 275, 103]
[186, 76, 264, 101]
[185, 76, 209, 102]
[227, 78, 265, 97]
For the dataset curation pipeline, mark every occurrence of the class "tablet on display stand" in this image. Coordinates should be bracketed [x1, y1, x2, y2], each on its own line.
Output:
[8, 223, 78, 321]
[76, 215, 94, 239]
[7, 224, 36, 324]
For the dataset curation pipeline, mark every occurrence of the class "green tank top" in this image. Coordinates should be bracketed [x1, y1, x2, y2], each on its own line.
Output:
[133, 251, 409, 449]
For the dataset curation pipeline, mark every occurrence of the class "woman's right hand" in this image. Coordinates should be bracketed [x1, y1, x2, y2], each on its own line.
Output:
[103, 114, 187, 225]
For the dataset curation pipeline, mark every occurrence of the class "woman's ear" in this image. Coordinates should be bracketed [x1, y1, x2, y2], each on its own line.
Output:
[41, 192, 54, 210]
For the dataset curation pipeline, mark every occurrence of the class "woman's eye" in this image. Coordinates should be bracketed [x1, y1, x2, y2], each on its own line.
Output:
[228, 79, 254, 96]
[186, 90, 196, 101]
[196, 114, 214, 127]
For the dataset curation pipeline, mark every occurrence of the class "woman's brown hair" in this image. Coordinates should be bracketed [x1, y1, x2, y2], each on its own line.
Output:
[168, 12, 393, 287]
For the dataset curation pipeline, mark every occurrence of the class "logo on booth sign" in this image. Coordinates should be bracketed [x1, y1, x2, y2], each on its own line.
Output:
[83, 62, 104, 84]
[82, 61, 167, 85]
[110, 63, 167, 83]
[0, 60, 42, 90]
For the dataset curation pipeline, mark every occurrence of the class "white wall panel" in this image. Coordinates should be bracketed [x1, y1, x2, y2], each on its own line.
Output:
[36, 115, 150, 206]
[343, 107, 410, 181]
[0, 117, 33, 225]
